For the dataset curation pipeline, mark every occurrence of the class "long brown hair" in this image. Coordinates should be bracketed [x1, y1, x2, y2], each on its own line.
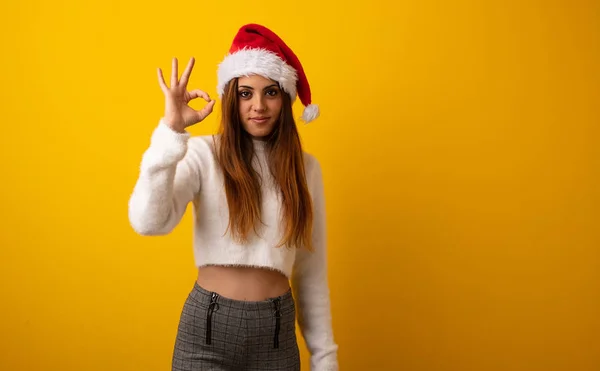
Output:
[215, 77, 313, 251]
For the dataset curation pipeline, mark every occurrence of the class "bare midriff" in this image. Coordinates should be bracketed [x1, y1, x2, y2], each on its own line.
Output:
[196, 265, 291, 301]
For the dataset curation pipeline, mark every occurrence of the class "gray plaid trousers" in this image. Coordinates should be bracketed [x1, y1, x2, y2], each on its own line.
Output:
[171, 282, 301, 371]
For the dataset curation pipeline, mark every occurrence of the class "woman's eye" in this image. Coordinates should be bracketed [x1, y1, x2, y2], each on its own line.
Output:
[239, 91, 251, 98]
[266, 89, 279, 97]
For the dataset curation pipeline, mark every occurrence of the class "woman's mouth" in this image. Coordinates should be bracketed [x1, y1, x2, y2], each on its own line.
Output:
[250, 117, 270, 124]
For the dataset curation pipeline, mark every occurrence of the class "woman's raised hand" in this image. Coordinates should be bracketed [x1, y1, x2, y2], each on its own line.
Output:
[157, 57, 216, 133]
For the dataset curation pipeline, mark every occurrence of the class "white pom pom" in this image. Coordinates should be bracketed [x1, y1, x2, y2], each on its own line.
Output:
[301, 104, 320, 123]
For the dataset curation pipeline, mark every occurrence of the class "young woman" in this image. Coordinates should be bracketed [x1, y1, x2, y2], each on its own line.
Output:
[128, 24, 338, 371]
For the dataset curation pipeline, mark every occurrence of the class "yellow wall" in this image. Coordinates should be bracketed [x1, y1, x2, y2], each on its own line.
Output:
[1, 1, 598, 370]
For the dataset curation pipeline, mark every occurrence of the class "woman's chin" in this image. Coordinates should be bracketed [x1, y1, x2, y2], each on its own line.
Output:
[245, 124, 275, 138]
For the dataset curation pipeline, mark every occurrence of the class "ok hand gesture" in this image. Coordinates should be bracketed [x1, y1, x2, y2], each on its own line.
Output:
[157, 57, 216, 133]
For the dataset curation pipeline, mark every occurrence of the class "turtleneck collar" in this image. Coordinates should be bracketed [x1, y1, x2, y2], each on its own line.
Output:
[252, 138, 268, 152]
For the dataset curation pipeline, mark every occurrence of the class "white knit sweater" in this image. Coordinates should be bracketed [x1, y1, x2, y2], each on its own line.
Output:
[128, 119, 338, 371]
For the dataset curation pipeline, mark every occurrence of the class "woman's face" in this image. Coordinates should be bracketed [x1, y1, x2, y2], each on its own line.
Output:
[237, 75, 283, 139]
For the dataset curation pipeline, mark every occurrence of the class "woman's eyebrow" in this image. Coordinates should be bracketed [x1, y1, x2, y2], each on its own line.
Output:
[238, 84, 279, 90]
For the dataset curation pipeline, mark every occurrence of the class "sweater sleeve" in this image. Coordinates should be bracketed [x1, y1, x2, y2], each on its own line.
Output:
[291, 157, 339, 371]
[128, 119, 202, 236]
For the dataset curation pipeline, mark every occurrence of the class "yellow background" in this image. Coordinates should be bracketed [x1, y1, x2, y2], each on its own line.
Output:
[1, 0, 598, 370]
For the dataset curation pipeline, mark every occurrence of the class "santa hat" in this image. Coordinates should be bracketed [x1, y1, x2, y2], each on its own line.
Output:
[217, 23, 319, 123]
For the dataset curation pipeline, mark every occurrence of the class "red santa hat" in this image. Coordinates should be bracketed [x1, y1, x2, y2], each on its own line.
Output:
[217, 23, 319, 123]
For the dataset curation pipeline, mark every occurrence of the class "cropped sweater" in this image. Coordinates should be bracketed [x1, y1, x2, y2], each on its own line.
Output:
[128, 119, 338, 371]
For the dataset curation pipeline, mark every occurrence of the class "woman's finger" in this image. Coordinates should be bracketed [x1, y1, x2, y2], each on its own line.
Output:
[157, 68, 168, 92]
[196, 99, 216, 121]
[188, 89, 211, 102]
[171, 57, 179, 87]
[179, 57, 195, 88]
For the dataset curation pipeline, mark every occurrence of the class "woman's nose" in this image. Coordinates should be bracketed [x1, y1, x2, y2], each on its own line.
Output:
[252, 96, 266, 111]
